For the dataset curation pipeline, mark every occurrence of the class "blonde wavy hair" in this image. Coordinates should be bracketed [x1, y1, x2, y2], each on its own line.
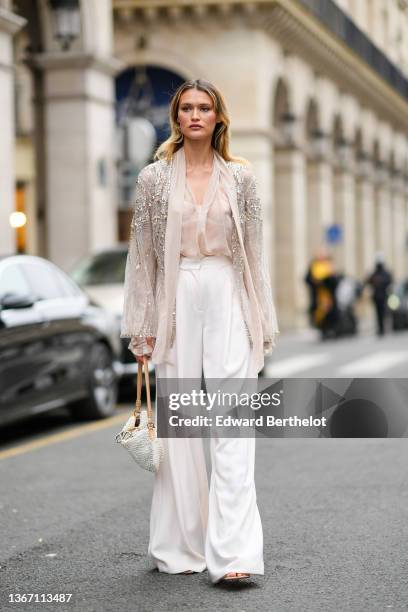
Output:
[154, 78, 248, 164]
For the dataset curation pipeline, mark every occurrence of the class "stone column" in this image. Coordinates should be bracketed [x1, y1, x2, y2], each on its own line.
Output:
[0, 6, 26, 253]
[306, 160, 334, 255]
[391, 173, 406, 280]
[232, 129, 276, 286]
[406, 190, 408, 277]
[305, 134, 334, 259]
[354, 155, 377, 332]
[373, 165, 393, 268]
[332, 143, 356, 275]
[274, 147, 308, 330]
[31, 52, 121, 272]
[355, 155, 376, 278]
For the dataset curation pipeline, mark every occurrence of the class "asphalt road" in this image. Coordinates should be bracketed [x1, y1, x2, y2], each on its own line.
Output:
[1, 402, 408, 612]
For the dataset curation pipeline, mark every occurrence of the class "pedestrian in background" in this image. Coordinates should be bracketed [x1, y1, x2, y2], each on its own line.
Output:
[365, 254, 393, 336]
[120, 78, 279, 584]
[304, 250, 340, 338]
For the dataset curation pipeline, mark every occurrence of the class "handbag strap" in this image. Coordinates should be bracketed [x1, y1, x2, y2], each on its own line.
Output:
[133, 356, 155, 436]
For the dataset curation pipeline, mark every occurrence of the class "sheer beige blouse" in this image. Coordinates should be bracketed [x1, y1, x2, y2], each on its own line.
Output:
[130, 157, 233, 355]
[123, 146, 280, 369]
[180, 159, 233, 258]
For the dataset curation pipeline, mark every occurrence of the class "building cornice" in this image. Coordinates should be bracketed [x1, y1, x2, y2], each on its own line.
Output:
[263, 1, 408, 131]
[113, 0, 408, 131]
[0, 7, 26, 35]
[27, 52, 125, 76]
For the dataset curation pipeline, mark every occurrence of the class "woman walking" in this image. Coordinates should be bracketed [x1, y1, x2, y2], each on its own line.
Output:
[120, 79, 279, 584]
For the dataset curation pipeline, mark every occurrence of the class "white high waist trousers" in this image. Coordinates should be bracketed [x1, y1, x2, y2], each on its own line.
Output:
[148, 255, 264, 584]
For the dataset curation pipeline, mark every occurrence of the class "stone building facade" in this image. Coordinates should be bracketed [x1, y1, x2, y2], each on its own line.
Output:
[2, 0, 408, 330]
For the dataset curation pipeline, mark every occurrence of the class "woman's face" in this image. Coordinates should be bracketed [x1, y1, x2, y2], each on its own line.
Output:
[177, 88, 219, 142]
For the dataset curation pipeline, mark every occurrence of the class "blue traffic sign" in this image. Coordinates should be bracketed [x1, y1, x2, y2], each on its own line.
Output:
[325, 224, 343, 245]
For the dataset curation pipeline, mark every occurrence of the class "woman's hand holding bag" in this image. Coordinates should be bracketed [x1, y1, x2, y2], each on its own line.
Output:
[115, 356, 164, 473]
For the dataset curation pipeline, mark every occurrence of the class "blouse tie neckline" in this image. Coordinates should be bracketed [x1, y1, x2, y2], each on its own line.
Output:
[186, 156, 220, 210]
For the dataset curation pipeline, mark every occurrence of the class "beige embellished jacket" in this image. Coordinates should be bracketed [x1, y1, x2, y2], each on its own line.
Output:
[120, 146, 279, 374]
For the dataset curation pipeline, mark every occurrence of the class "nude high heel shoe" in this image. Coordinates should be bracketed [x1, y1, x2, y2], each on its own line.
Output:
[220, 572, 251, 582]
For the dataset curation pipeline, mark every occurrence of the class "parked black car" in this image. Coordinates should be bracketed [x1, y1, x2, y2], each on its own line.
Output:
[388, 280, 408, 330]
[0, 254, 121, 428]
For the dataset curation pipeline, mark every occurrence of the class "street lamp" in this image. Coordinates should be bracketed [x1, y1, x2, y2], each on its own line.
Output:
[280, 112, 297, 147]
[336, 136, 352, 166]
[311, 128, 328, 159]
[48, 0, 81, 51]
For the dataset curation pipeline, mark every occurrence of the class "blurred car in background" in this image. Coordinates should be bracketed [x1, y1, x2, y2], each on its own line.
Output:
[0, 254, 120, 428]
[387, 280, 408, 330]
[69, 245, 155, 389]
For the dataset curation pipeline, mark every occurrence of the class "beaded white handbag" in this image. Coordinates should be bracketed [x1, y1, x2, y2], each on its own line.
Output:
[115, 356, 164, 473]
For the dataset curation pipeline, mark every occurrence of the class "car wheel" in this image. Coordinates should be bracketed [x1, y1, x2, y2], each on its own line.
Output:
[69, 342, 118, 420]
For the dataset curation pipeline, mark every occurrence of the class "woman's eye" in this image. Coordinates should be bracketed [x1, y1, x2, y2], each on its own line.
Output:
[180, 106, 211, 112]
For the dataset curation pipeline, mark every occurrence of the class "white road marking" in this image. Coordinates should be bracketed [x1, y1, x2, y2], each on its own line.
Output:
[265, 353, 330, 377]
[337, 351, 408, 376]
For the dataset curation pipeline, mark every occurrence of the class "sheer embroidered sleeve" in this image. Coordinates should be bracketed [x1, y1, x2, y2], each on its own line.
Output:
[120, 165, 157, 354]
[242, 166, 279, 354]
